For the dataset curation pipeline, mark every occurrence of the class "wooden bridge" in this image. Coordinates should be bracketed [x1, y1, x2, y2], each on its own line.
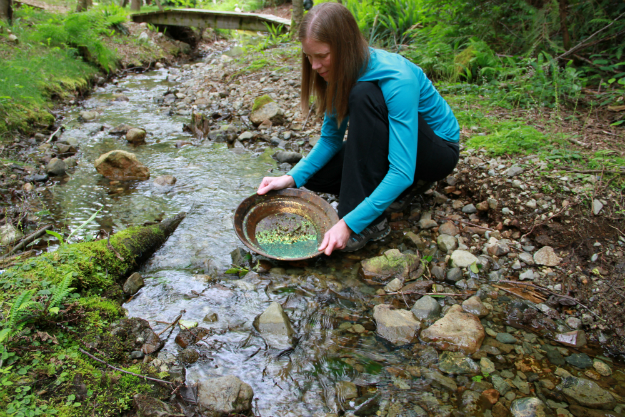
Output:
[131, 9, 291, 33]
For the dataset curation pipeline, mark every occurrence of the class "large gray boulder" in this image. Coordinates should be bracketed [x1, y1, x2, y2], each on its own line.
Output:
[420, 304, 485, 354]
[373, 304, 420, 345]
[558, 376, 616, 409]
[253, 302, 295, 349]
[94, 150, 150, 181]
[197, 375, 254, 416]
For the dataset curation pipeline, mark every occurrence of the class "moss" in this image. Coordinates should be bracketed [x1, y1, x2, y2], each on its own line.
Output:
[252, 94, 274, 112]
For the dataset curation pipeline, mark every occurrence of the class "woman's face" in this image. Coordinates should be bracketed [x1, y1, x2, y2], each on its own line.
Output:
[302, 38, 332, 81]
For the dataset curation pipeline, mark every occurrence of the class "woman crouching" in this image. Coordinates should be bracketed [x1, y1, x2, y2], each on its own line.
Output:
[257, 2, 460, 255]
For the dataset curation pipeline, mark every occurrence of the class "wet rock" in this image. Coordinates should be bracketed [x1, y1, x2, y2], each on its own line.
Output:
[512, 375, 530, 394]
[25, 173, 48, 183]
[174, 327, 210, 348]
[130, 351, 144, 359]
[462, 295, 489, 317]
[79, 110, 98, 121]
[0, 224, 23, 246]
[335, 381, 358, 401]
[565, 353, 593, 369]
[253, 301, 295, 349]
[555, 330, 587, 348]
[179, 348, 199, 364]
[373, 304, 420, 345]
[94, 150, 150, 181]
[110, 124, 134, 134]
[134, 394, 172, 417]
[420, 304, 485, 354]
[46, 158, 67, 176]
[450, 250, 479, 268]
[569, 404, 625, 417]
[418, 212, 438, 229]
[203, 311, 218, 323]
[360, 249, 419, 286]
[480, 357, 496, 374]
[438, 351, 479, 375]
[274, 151, 302, 164]
[354, 394, 381, 416]
[496, 333, 518, 344]
[534, 246, 560, 266]
[437, 234, 458, 252]
[250, 95, 284, 125]
[420, 368, 458, 392]
[487, 239, 511, 256]
[492, 374, 512, 395]
[153, 175, 176, 186]
[566, 317, 582, 329]
[592, 360, 611, 377]
[558, 376, 616, 409]
[460, 390, 489, 415]
[510, 397, 554, 417]
[439, 221, 459, 236]
[197, 375, 254, 416]
[482, 388, 500, 405]
[179, 320, 198, 329]
[462, 204, 477, 214]
[411, 295, 441, 320]
[110, 318, 161, 354]
[542, 344, 566, 366]
[123, 272, 144, 295]
[126, 128, 146, 144]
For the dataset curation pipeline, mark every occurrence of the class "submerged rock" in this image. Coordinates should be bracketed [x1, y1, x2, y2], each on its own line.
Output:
[558, 376, 616, 409]
[94, 150, 150, 181]
[126, 128, 146, 144]
[253, 301, 295, 349]
[510, 397, 555, 417]
[462, 295, 489, 317]
[373, 304, 420, 345]
[437, 351, 480, 375]
[175, 327, 210, 349]
[360, 249, 419, 286]
[197, 375, 254, 416]
[420, 304, 485, 354]
[123, 272, 144, 295]
[153, 175, 176, 187]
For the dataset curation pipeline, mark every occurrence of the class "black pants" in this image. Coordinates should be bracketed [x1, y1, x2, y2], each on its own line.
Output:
[305, 82, 459, 226]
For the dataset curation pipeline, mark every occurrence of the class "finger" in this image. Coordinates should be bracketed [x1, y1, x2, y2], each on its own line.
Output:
[318, 233, 329, 252]
[324, 239, 336, 256]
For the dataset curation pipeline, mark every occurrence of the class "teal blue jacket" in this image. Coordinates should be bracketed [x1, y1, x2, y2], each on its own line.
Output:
[288, 48, 460, 234]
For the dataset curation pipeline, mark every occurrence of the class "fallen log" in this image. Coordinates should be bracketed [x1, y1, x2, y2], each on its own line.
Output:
[0, 212, 186, 297]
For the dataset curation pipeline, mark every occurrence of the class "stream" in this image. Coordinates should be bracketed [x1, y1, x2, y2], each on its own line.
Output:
[40, 39, 625, 417]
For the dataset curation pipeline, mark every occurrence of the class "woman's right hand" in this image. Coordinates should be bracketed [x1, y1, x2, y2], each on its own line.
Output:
[257, 175, 295, 195]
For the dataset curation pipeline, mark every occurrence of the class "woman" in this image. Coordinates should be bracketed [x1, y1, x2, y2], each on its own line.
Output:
[257, 2, 460, 255]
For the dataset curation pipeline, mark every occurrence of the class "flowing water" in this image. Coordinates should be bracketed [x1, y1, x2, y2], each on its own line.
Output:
[44, 60, 419, 416]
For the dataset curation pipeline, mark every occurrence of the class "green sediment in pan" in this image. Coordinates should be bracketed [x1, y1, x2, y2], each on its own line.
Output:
[255, 213, 320, 258]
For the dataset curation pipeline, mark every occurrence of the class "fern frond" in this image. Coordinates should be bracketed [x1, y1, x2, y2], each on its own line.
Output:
[48, 272, 75, 312]
[7, 290, 37, 331]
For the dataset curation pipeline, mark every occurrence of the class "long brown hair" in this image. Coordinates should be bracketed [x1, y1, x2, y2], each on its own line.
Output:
[299, 3, 369, 126]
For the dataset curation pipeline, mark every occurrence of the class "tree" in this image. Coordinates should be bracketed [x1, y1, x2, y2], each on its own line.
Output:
[76, 0, 93, 12]
[130, 0, 141, 12]
[0, 0, 12, 23]
[291, 0, 303, 39]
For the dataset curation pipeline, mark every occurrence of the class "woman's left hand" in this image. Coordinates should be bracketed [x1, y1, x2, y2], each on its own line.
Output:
[318, 219, 352, 256]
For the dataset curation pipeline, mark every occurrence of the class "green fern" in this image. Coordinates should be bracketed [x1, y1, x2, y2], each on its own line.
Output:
[47, 273, 75, 315]
[3, 289, 41, 343]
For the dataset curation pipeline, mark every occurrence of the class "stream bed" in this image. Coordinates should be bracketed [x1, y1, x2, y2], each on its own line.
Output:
[41, 41, 625, 417]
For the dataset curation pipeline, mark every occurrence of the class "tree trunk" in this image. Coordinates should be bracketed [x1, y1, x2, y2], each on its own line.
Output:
[76, 0, 93, 12]
[130, 0, 141, 12]
[0, 0, 13, 23]
[291, 0, 303, 39]
[559, 0, 571, 51]
[120, 0, 129, 7]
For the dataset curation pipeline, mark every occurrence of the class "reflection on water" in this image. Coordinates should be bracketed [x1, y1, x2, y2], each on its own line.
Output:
[46, 63, 411, 415]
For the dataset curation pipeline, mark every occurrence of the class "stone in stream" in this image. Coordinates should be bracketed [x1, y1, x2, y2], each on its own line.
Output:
[460, 390, 489, 415]
[196, 375, 254, 416]
[253, 301, 295, 349]
[593, 360, 612, 377]
[274, 151, 302, 164]
[510, 397, 555, 417]
[437, 351, 480, 375]
[534, 246, 560, 266]
[565, 353, 593, 369]
[419, 304, 485, 354]
[360, 249, 419, 286]
[46, 158, 67, 176]
[420, 368, 458, 392]
[153, 175, 176, 187]
[554, 330, 587, 348]
[174, 327, 210, 349]
[126, 128, 147, 144]
[411, 295, 441, 320]
[439, 221, 459, 236]
[496, 332, 518, 344]
[94, 150, 150, 181]
[437, 234, 457, 252]
[250, 95, 285, 126]
[179, 348, 199, 364]
[373, 304, 420, 345]
[462, 295, 489, 317]
[122, 272, 144, 295]
[110, 318, 161, 354]
[569, 405, 625, 417]
[558, 376, 617, 409]
[79, 110, 98, 121]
